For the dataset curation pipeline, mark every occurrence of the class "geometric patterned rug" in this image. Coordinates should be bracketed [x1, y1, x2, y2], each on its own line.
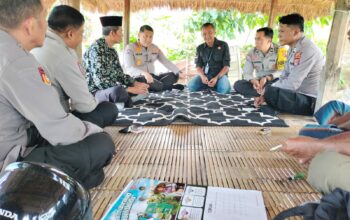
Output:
[113, 89, 287, 127]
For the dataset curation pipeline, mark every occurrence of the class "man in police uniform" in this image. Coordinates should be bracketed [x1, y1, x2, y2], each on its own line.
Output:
[187, 23, 231, 94]
[0, 0, 114, 189]
[124, 25, 186, 92]
[32, 5, 118, 128]
[234, 27, 282, 97]
[255, 13, 324, 116]
[84, 16, 149, 107]
[280, 30, 350, 195]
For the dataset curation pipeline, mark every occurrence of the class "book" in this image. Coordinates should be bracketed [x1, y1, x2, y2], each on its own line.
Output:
[102, 178, 267, 220]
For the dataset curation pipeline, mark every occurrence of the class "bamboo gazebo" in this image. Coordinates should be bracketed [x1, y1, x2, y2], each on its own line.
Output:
[42, 1, 350, 219]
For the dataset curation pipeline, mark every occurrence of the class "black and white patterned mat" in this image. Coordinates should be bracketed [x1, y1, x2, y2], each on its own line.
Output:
[114, 90, 287, 127]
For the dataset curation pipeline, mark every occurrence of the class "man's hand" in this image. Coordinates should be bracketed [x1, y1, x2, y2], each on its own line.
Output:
[200, 74, 209, 85]
[134, 81, 149, 90]
[258, 77, 268, 94]
[250, 79, 260, 91]
[254, 95, 265, 108]
[281, 136, 324, 164]
[143, 72, 154, 84]
[208, 77, 218, 88]
[127, 85, 148, 95]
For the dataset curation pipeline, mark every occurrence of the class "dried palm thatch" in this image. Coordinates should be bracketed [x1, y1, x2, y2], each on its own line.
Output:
[43, 0, 335, 20]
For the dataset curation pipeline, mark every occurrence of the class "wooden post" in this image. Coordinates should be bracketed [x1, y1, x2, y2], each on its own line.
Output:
[315, 0, 350, 110]
[59, 0, 82, 58]
[123, 0, 131, 47]
[267, 0, 277, 28]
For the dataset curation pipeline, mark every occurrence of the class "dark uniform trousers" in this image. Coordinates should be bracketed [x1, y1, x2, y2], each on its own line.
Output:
[234, 78, 278, 97]
[94, 85, 133, 107]
[264, 85, 316, 116]
[72, 101, 118, 128]
[23, 127, 115, 190]
[136, 72, 179, 92]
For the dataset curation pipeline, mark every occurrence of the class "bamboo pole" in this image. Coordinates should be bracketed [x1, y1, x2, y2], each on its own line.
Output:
[268, 0, 277, 28]
[315, 0, 350, 110]
[123, 0, 131, 47]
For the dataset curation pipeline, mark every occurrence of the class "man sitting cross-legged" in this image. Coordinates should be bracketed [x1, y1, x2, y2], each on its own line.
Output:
[32, 5, 118, 128]
[254, 13, 324, 116]
[234, 27, 285, 97]
[0, 0, 115, 190]
[84, 16, 149, 107]
[124, 25, 186, 92]
[187, 23, 231, 94]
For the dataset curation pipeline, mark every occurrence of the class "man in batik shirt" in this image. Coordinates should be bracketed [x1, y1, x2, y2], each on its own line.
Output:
[84, 16, 149, 107]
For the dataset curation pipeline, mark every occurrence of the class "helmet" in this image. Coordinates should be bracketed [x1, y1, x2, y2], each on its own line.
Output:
[0, 162, 91, 220]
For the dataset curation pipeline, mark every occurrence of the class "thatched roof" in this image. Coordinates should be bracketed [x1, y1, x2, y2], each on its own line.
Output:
[43, 0, 335, 20]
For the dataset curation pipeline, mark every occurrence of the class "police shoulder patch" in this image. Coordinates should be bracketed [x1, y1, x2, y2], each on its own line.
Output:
[38, 67, 51, 86]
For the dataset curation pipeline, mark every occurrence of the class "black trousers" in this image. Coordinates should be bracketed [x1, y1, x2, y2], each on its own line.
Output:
[72, 101, 118, 128]
[94, 85, 133, 107]
[264, 85, 316, 116]
[23, 129, 115, 190]
[136, 72, 179, 92]
[233, 79, 279, 97]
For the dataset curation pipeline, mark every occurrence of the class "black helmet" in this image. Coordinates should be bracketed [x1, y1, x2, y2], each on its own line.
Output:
[0, 162, 91, 220]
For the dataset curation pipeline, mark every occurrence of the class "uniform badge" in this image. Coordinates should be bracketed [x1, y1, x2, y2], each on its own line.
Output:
[252, 54, 259, 61]
[152, 48, 160, 54]
[38, 67, 51, 86]
[126, 49, 134, 55]
[294, 52, 302, 65]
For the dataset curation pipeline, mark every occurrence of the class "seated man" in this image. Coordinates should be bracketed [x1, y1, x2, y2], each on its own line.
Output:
[282, 29, 350, 196]
[187, 23, 231, 94]
[84, 16, 149, 107]
[255, 13, 324, 116]
[234, 27, 285, 97]
[0, 0, 114, 190]
[299, 100, 350, 139]
[31, 5, 118, 128]
[282, 132, 350, 195]
[124, 25, 185, 92]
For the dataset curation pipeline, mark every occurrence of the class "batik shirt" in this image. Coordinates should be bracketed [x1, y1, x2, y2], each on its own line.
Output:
[83, 38, 134, 93]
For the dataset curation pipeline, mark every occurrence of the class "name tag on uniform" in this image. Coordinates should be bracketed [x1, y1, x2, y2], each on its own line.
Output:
[294, 52, 302, 66]
[204, 63, 209, 74]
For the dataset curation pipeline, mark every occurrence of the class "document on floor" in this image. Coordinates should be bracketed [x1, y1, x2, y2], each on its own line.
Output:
[101, 178, 267, 220]
[204, 187, 267, 220]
